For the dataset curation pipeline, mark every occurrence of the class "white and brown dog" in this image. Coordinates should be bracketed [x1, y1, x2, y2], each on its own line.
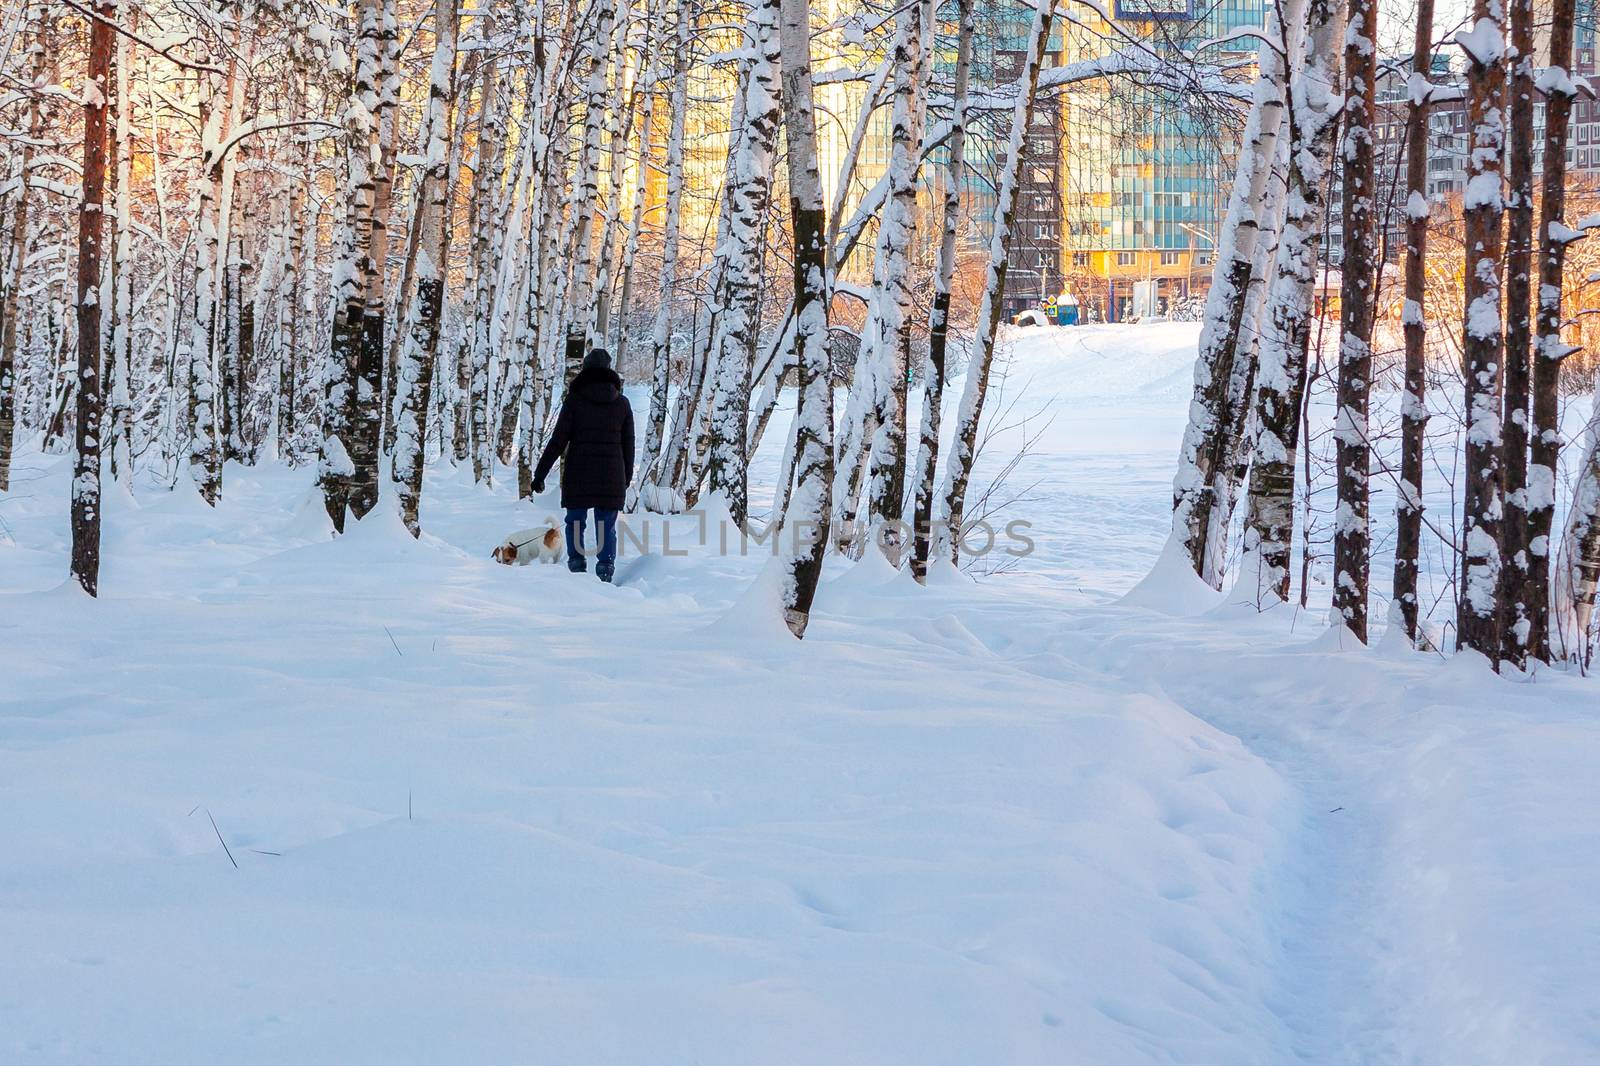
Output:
[491, 523, 564, 566]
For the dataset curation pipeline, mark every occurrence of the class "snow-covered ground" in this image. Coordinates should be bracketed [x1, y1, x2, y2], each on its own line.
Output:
[3, 323, 1597, 1064]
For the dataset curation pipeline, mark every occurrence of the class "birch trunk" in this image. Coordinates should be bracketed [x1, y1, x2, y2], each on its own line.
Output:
[935, 1, 1054, 565]
[1392, 0, 1434, 644]
[636, 0, 690, 498]
[0, 0, 45, 492]
[834, 0, 931, 553]
[910, 0, 975, 581]
[106, 19, 133, 480]
[1557, 400, 1600, 666]
[1239, 0, 1341, 603]
[1332, 0, 1378, 640]
[592, 0, 635, 343]
[351, 0, 399, 517]
[1169, 0, 1300, 586]
[72, 0, 112, 596]
[391, 0, 458, 534]
[775, 0, 831, 638]
[701, 0, 781, 526]
[467, 33, 505, 482]
[1533, 1, 1580, 661]
[1455, 0, 1507, 659]
[188, 17, 233, 506]
[565, 0, 618, 371]
[320, 0, 382, 529]
[614, 12, 662, 359]
[278, 120, 308, 452]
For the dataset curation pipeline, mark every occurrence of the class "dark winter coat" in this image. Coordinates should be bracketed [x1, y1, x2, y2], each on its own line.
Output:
[533, 366, 635, 510]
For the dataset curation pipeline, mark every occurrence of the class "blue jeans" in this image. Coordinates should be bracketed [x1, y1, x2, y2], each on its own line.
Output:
[564, 508, 618, 570]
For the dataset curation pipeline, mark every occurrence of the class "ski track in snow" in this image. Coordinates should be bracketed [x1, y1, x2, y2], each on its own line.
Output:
[3, 324, 1597, 1064]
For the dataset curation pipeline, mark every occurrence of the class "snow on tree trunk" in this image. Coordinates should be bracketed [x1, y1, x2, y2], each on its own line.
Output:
[1393, 0, 1435, 646]
[636, 0, 690, 499]
[1169, 0, 1301, 587]
[232, 170, 259, 461]
[1532, 0, 1580, 662]
[1203, 141, 1290, 575]
[467, 33, 506, 484]
[910, 0, 975, 582]
[105, 20, 133, 481]
[188, 23, 234, 508]
[1332, 0, 1379, 641]
[1239, 0, 1342, 604]
[0, 0, 44, 493]
[391, 0, 458, 535]
[1496, 0, 1537, 665]
[446, 47, 481, 464]
[864, 0, 937, 546]
[565, 0, 618, 373]
[614, 9, 663, 360]
[351, 0, 399, 518]
[72, 0, 112, 596]
[701, 0, 781, 527]
[513, 6, 558, 498]
[833, 0, 931, 556]
[278, 116, 309, 453]
[935, 1, 1054, 566]
[592, 0, 636, 344]
[1455, 0, 1507, 660]
[321, 0, 382, 531]
[775, 0, 832, 638]
[658, 50, 749, 504]
[1557, 399, 1600, 666]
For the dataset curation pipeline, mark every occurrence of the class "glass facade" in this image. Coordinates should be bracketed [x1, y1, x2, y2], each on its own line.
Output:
[1058, 0, 1265, 320]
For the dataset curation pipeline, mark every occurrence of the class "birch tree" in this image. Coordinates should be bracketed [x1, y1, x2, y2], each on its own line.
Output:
[188, 8, 235, 505]
[636, 0, 690, 493]
[774, 0, 831, 638]
[911, 0, 975, 581]
[391, 0, 458, 534]
[73, 0, 113, 596]
[701, 0, 781, 525]
[833, 0, 930, 552]
[1168, 0, 1301, 587]
[1333, 0, 1379, 640]
[350, 0, 398, 516]
[1240, 0, 1342, 602]
[1392, 0, 1435, 645]
[1532, 0, 1580, 661]
[1557, 407, 1600, 666]
[1496, 0, 1537, 665]
[565, 0, 617, 373]
[1455, 1, 1507, 659]
[0, 0, 46, 493]
[320, 0, 383, 530]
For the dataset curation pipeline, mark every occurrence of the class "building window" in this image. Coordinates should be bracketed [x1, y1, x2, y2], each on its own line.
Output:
[1117, 251, 1136, 266]
[1197, 251, 1212, 266]
[1074, 251, 1089, 266]
[1160, 251, 1180, 266]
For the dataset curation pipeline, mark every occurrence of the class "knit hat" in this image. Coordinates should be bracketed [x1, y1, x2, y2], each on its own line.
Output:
[582, 348, 613, 372]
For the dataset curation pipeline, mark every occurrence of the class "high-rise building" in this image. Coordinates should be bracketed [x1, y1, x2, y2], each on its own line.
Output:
[954, 6, 1070, 319]
[1057, 0, 1266, 322]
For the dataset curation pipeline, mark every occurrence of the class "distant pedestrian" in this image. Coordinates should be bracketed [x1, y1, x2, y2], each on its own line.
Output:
[532, 348, 634, 583]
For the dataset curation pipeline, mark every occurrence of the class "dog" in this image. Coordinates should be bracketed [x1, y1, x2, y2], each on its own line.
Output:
[492, 524, 564, 566]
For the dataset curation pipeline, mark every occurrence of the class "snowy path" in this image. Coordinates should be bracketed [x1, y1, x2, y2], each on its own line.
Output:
[932, 584, 1600, 1065]
[4, 324, 1598, 1064]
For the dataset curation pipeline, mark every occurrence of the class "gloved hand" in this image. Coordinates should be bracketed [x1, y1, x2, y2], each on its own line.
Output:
[532, 475, 546, 494]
